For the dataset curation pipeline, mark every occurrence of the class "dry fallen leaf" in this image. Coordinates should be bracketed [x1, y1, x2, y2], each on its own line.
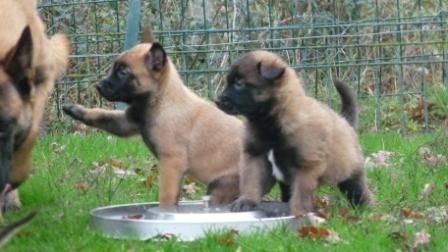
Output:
[315, 196, 329, 210]
[297, 226, 330, 239]
[337, 208, 361, 223]
[73, 182, 88, 193]
[108, 159, 124, 168]
[401, 208, 425, 219]
[418, 183, 434, 200]
[412, 229, 431, 249]
[217, 229, 239, 246]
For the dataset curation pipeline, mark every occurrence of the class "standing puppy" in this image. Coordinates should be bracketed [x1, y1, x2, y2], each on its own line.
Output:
[0, 0, 71, 209]
[63, 29, 257, 209]
[217, 50, 373, 216]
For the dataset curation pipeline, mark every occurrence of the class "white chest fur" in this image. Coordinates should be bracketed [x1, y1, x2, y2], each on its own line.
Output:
[268, 150, 285, 182]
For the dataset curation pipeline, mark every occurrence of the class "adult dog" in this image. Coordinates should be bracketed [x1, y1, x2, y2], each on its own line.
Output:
[0, 0, 70, 210]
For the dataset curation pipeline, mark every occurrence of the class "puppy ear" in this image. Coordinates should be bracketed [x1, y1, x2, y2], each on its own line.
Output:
[257, 61, 285, 81]
[144, 42, 167, 71]
[4, 26, 33, 99]
[142, 26, 154, 43]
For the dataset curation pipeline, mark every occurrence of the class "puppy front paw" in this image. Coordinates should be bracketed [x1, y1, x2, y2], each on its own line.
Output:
[230, 199, 258, 212]
[63, 104, 84, 121]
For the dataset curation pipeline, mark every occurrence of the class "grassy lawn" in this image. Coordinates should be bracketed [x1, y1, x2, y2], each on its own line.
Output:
[2, 131, 448, 251]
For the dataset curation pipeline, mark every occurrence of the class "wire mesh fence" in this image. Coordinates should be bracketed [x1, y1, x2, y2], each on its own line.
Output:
[38, 0, 448, 133]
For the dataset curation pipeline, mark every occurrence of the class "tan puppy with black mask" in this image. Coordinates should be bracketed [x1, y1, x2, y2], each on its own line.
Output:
[0, 0, 70, 211]
[217, 50, 373, 216]
[63, 29, 267, 210]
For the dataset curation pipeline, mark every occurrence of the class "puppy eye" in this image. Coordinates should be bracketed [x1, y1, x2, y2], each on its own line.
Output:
[234, 80, 245, 90]
[117, 66, 129, 78]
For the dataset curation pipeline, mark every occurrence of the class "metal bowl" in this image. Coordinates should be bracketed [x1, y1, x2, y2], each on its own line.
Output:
[90, 200, 301, 241]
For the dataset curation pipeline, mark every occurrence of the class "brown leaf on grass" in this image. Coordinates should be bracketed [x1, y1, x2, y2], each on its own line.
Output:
[401, 208, 425, 219]
[297, 226, 330, 239]
[412, 229, 431, 249]
[444, 182, 448, 190]
[73, 182, 88, 193]
[142, 175, 157, 188]
[315, 196, 329, 209]
[337, 208, 361, 223]
[418, 183, 434, 200]
[217, 229, 239, 246]
[297, 226, 341, 243]
[108, 159, 124, 168]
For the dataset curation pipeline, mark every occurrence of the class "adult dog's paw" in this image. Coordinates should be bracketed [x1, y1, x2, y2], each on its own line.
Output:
[229, 199, 258, 212]
[62, 104, 84, 121]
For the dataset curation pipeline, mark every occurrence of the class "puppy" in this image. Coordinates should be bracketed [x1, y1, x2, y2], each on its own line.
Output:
[63, 29, 254, 209]
[217, 50, 373, 216]
[0, 0, 71, 210]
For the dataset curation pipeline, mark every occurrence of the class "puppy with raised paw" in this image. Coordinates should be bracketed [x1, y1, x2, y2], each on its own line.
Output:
[63, 28, 254, 210]
[217, 50, 373, 216]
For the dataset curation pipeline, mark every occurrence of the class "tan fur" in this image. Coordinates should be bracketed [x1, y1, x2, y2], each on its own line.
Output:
[64, 42, 245, 209]
[0, 0, 71, 207]
[228, 51, 373, 216]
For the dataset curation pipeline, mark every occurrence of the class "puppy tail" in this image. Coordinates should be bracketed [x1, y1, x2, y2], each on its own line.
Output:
[334, 80, 358, 128]
[49, 33, 71, 76]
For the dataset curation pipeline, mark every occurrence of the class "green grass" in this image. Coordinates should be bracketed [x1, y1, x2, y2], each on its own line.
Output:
[3, 131, 448, 251]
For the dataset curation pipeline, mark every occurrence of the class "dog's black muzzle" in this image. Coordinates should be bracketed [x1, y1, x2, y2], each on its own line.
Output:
[215, 95, 240, 115]
[0, 130, 14, 194]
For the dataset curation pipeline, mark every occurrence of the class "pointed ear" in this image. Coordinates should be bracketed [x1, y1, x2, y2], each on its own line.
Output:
[4, 26, 33, 99]
[142, 26, 155, 43]
[257, 61, 285, 81]
[144, 42, 167, 71]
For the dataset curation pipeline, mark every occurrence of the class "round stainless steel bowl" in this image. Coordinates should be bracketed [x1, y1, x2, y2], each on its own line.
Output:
[90, 201, 301, 241]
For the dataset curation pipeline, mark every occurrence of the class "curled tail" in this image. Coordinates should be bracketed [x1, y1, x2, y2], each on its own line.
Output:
[334, 80, 358, 128]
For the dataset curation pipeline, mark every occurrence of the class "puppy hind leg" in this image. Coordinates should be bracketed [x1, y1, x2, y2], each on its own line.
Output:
[337, 170, 373, 207]
[207, 174, 239, 206]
